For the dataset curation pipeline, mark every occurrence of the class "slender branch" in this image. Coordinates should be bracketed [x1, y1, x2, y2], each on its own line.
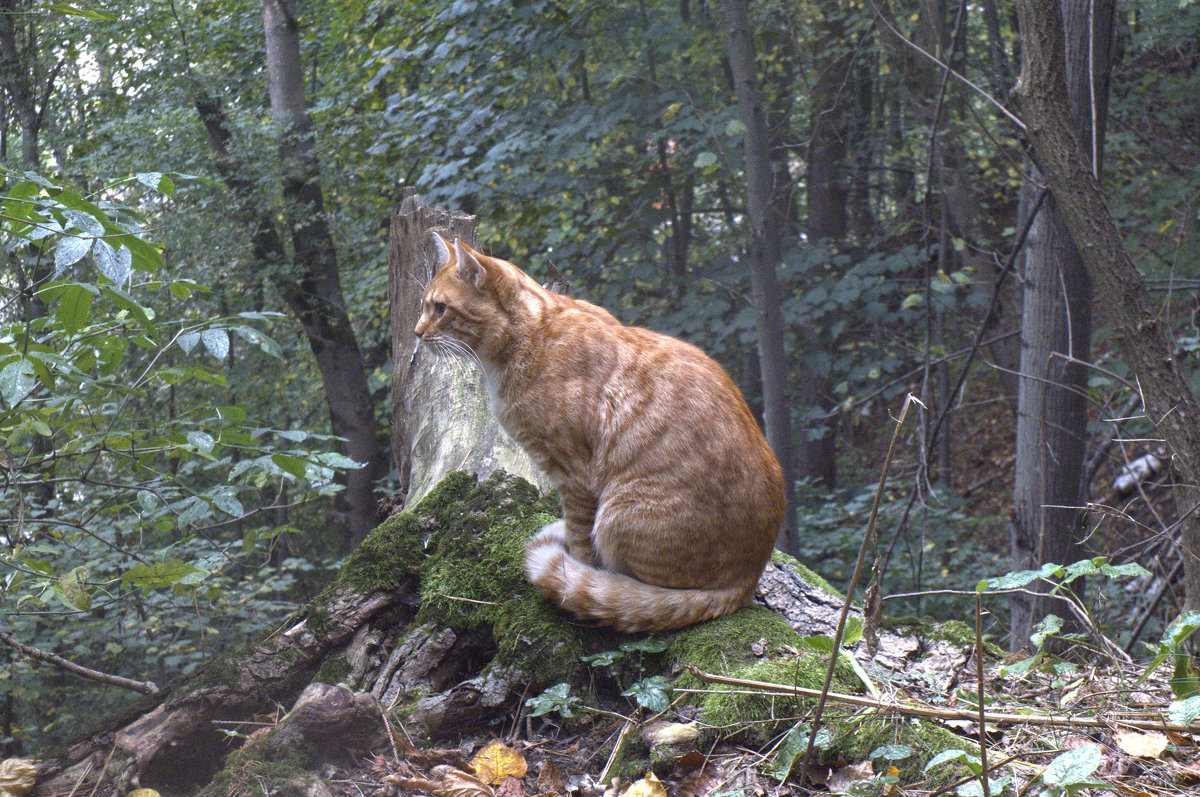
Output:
[867, 0, 1026, 131]
[0, 629, 160, 695]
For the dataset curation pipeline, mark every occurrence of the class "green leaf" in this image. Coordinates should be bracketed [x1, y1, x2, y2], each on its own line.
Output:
[869, 744, 912, 761]
[621, 675, 670, 712]
[1040, 744, 1102, 786]
[272, 453, 309, 480]
[54, 235, 92, 275]
[93, 238, 131, 284]
[0, 358, 37, 406]
[211, 488, 244, 518]
[55, 283, 97, 334]
[924, 749, 973, 774]
[725, 118, 747, 137]
[766, 725, 807, 782]
[121, 560, 205, 592]
[1169, 694, 1200, 726]
[201, 328, 230, 359]
[46, 3, 118, 20]
[59, 565, 92, 610]
[694, 152, 718, 169]
[177, 331, 202, 354]
[187, 430, 215, 454]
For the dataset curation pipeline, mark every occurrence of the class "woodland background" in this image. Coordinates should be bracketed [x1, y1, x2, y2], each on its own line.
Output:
[1, 0, 1199, 763]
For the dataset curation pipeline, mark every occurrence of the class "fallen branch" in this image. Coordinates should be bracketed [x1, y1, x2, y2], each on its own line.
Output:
[0, 629, 159, 696]
[684, 665, 1200, 736]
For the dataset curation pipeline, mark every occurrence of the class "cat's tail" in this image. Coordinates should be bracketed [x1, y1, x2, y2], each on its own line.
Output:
[523, 522, 757, 633]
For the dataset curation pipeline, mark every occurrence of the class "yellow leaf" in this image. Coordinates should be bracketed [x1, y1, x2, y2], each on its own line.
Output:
[622, 772, 667, 797]
[1114, 730, 1168, 759]
[471, 740, 527, 786]
[0, 758, 37, 796]
[127, 791, 162, 797]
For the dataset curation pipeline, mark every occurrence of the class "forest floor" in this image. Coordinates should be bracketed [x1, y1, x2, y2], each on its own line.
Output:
[224, 628, 1200, 797]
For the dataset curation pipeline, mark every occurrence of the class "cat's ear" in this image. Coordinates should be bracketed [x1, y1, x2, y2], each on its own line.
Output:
[429, 231, 451, 269]
[453, 238, 488, 290]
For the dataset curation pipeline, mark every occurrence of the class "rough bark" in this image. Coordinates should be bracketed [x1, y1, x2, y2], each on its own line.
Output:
[387, 190, 549, 506]
[261, 0, 386, 543]
[1012, 0, 1200, 609]
[723, 0, 798, 549]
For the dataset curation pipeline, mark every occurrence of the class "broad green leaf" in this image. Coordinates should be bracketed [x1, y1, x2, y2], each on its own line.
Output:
[869, 744, 912, 760]
[122, 560, 205, 592]
[201, 329, 230, 359]
[621, 675, 670, 712]
[211, 488, 244, 518]
[54, 235, 92, 275]
[694, 151, 718, 170]
[924, 749, 973, 774]
[1040, 744, 1102, 786]
[58, 565, 92, 610]
[0, 358, 36, 406]
[272, 453, 309, 479]
[176, 331, 202, 354]
[63, 208, 105, 237]
[93, 238, 131, 284]
[55, 283, 97, 334]
[187, 430, 215, 454]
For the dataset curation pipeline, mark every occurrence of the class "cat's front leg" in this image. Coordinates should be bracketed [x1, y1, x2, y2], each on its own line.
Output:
[559, 487, 599, 566]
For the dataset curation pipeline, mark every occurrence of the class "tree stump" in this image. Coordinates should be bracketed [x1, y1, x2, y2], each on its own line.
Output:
[387, 188, 549, 506]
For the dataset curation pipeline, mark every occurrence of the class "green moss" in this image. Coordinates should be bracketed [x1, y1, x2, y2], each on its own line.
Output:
[838, 717, 968, 783]
[697, 654, 856, 746]
[334, 471, 585, 686]
[669, 607, 806, 688]
[770, 549, 843, 598]
[313, 653, 352, 686]
[201, 747, 309, 797]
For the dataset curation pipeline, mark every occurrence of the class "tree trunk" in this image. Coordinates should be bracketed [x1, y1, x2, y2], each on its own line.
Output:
[800, 0, 855, 489]
[723, 0, 798, 550]
[1012, 0, 1200, 611]
[387, 189, 550, 506]
[259, 0, 387, 543]
[1011, 0, 1115, 650]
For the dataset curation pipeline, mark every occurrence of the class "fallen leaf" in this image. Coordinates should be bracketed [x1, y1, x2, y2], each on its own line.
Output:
[0, 759, 37, 796]
[535, 759, 566, 795]
[126, 792, 161, 797]
[675, 763, 725, 797]
[471, 740, 528, 786]
[437, 767, 494, 797]
[622, 772, 667, 797]
[642, 721, 699, 748]
[1177, 757, 1200, 783]
[495, 774, 525, 797]
[826, 760, 874, 792]
[1115, 730, 1169, 759]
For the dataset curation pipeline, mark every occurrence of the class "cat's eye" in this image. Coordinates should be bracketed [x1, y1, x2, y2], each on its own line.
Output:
[432, 301, 446, 317]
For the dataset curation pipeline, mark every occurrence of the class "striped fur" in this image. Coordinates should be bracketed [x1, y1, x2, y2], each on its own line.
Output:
[415, 235, 785, 633]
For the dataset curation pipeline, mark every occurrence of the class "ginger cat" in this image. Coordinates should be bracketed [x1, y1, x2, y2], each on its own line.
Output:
[414, 234, 784, 632]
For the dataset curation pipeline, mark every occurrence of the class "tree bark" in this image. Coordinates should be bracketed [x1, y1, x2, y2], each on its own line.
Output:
[253, 0, 386, 542]
[1012, 0, 1200, 610]
[723, 0, 798, 550]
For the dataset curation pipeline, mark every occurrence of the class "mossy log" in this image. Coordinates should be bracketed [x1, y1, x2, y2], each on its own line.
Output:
[30, 470, 968, 795]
